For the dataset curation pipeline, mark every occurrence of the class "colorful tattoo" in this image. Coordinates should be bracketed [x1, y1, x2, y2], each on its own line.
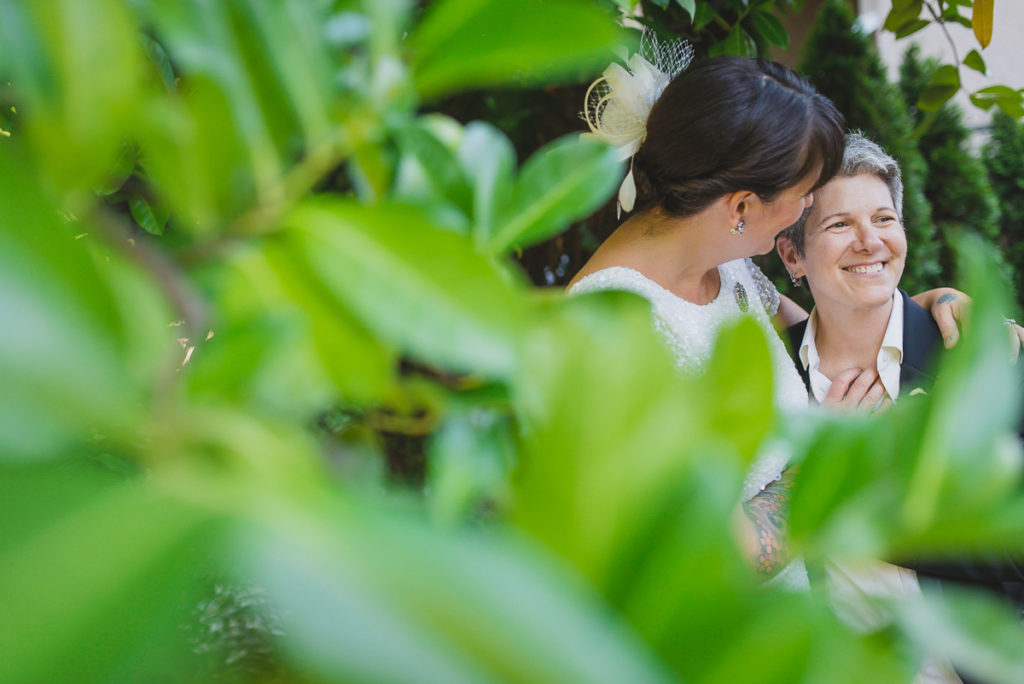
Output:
[742, 468, 796, 577]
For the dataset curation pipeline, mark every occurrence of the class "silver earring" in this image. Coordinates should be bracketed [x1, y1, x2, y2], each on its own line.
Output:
[731, 219, 744, 236]
[789, 272, 802, 288]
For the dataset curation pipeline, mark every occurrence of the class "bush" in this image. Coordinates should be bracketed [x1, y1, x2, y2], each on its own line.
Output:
[984, 111, 1024, 311]
[899, 45, 1006, 291]
[2, 1, 1023, 682]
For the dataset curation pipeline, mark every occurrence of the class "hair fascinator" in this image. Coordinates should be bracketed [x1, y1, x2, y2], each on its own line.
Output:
[583, 31, 693, 216]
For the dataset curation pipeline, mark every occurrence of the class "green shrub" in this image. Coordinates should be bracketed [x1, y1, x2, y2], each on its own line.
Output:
[1, 1, 1023, 682]
[899, 44, 1006, 291]
[984, 111, 1024, 310]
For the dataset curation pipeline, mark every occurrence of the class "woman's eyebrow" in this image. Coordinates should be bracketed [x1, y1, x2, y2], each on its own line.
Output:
[815, 211, 849, 224]
[817, 206, 897, 224]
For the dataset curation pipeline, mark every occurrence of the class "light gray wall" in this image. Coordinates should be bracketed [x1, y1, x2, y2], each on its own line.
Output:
[858, 0, 1022, 131]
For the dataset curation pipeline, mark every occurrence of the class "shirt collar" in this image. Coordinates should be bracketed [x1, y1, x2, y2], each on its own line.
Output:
[798, 309, 818, 371]
[797, 292, 905, 402]
[876, 292, 904, 399]
[880, 291, 904, 365]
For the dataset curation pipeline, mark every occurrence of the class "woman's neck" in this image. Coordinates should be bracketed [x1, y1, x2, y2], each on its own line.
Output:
[813, 296, 895, 378]
[581, 207, 738, 304]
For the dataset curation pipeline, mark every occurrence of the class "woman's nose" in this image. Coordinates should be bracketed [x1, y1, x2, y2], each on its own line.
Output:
[854, 224, 883, 250]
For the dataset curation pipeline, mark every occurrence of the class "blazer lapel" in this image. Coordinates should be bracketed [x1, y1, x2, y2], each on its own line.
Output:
[899, 289, 943, 393]
[785, 318, 811, 393]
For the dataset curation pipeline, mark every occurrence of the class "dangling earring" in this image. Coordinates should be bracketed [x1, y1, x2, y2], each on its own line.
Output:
[731, 219, 745, 236]
[789, 272, 802, 288]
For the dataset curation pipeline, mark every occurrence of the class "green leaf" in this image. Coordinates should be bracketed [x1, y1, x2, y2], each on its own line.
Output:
[894, 18, 930, 39]
[283, 199, 528, 380]
[694, 317, 775, 465]
[675, 0, 697, 17]
[749, 9, 789, 48]
[948, 14, 973, 29]
[650, 0, 670, 9]
[411, 0, 625, 98]
[902, 236, 1022, 533]
[128, 197, 169, 236]
[693, 2, 715, 31]
[916, 63, 960, 112]
[261, 244, 398, 406]
[427, 408, 514, 524]
[788, 413, 893, 556]
[512, 291, 713, 587]
[391, 118, 473, 232]
[0, 154, 139, 459]
[139, 0, 337, 231]
[140, 33, 176, 92]
[0, 0, 152, 194]
[95, 144, 137, 196]
[994, 97, 1024, 119]
[486, 136, 621, 257]
[244, 508, 676, 684]
[973, 0, 993, 48]
[969, 85, 1024, 118]
[883, 0, 923, 33]
[894, 587, 1024, 682]
[708, 26, 751, 58]
[0, 469, 218, 681]
[963, 49, 987, 75]
[457, 121, 517, 250]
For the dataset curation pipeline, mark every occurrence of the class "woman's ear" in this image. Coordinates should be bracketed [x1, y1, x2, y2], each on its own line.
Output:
[775, 236, 805, 278]
[724, 190, 756, 224]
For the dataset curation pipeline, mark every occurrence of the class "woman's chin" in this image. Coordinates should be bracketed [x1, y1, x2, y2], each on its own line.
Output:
[848, 284, 898, 310]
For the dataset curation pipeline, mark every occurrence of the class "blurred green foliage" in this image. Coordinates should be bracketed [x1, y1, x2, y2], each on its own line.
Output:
[898, 44, 1010, 299]
[984, 111, 1024, 312]
[1, 0, 1023, 682]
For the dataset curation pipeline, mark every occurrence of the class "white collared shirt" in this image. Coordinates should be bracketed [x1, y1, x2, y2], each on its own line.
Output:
[798, 292, 904, 404]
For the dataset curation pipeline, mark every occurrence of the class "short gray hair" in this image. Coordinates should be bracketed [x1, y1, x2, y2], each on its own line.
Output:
[779, 132, 903, 256]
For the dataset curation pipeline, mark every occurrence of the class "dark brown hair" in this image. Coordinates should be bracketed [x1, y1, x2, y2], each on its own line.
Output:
[634, 56, 845, 218]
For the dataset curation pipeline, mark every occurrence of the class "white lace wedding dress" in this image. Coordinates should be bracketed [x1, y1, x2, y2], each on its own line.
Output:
[569, 257, 811, 589]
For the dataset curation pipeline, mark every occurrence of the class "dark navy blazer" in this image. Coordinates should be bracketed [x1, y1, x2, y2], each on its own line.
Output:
[784, 289, 1024, 621]
[784, 289, 942, 398]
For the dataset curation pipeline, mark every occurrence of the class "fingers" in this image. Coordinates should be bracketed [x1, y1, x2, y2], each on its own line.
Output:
[1008, 323, 1024, 363]
[821, 367, 863, 406]
[844, 368, 879, 407]
[933, 300, 959, 349]
[821, 368, 882, 411]
[861, 378, 886, 411]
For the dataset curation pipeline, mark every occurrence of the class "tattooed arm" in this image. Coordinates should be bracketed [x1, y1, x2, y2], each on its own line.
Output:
[738, 467, 797, 578]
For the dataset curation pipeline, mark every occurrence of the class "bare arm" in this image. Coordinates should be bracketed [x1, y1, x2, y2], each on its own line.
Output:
[772, 293, 808, 331]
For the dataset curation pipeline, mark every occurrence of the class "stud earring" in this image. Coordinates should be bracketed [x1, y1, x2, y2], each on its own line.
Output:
[731, 219, 744, 236]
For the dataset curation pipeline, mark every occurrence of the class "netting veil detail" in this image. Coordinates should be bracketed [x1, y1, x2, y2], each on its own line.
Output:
[581, 31, 693, 214]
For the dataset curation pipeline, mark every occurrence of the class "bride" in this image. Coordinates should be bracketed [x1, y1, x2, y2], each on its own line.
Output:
[568, 43, 964, 586]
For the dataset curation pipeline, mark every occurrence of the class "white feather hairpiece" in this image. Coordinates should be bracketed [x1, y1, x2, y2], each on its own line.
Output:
[582, 31, 694, 216]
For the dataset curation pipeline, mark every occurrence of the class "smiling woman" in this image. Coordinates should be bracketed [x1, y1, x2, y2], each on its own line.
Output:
[803, 173, 907, 311]
[776, 133, 929, 407]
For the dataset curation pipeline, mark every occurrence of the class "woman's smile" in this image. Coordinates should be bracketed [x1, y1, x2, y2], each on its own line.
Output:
[842, 261, 887, 275]
[790, 174, 907, 312]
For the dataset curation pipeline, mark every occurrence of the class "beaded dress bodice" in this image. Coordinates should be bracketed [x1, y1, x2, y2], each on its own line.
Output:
[569, 258, 809, 501]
